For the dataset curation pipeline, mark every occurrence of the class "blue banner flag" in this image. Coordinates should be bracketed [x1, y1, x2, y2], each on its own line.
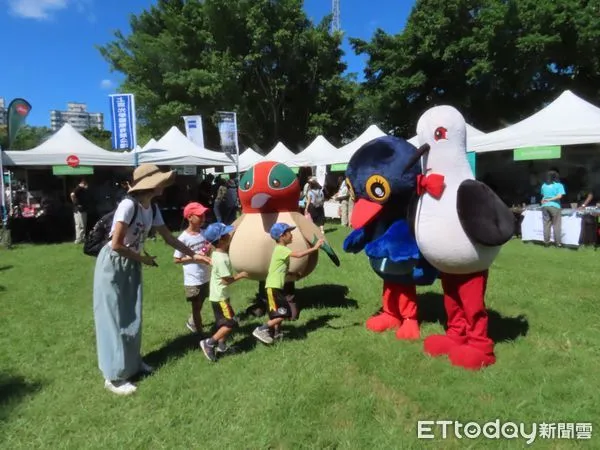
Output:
[109, 94, 137, 151]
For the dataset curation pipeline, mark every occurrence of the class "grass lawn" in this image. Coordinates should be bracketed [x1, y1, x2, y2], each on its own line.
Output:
[0, 225, 598, 449]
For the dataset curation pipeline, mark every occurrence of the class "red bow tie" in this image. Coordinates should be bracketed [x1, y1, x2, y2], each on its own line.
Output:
[417, 173, 445, 199]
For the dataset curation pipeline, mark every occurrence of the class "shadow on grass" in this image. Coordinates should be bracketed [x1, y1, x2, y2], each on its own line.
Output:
[143, 334, 200, 369]
[0, 265, 13, 272]
[232, 313, 346, 354]
[369, 291, 529, 343]
[0, 374, 43, 422]
[296, 284, 358, 310]
[0, 286, 6, 292]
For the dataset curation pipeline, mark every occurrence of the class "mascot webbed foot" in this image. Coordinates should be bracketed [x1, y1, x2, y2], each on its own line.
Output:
[366, 312, 402, 332]
[448, 345, 496, 370]
[424, 334, 467, 357]
[395, 319, 420, 340]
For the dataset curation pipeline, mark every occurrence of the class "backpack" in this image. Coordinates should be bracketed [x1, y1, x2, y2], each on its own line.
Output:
[83, 197, 155, 257]
[309, 189, 324, 208]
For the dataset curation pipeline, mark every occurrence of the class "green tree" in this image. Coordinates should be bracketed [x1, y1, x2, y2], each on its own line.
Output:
[99, 0, 357, 151]
[352, 0, 600, 136]
[4, 126, 53, 150]
[82, 128, 112, 150]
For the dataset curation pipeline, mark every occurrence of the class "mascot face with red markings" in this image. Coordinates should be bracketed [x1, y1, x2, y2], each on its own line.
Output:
[238, 161, 300, 214]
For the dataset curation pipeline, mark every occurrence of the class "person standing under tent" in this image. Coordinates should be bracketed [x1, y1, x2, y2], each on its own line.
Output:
[540, 170, 566, 247]
[71, 178, 90, 244]
[304, 177, 326, 235]
[333, 176, 350, 227]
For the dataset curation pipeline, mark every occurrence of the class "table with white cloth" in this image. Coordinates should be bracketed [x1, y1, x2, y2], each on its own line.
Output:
[520, 208, 582, 246]
[324, 201, 341, 219]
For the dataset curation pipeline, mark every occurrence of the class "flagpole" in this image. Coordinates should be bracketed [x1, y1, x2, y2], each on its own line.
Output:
[234, 113, 240, 184]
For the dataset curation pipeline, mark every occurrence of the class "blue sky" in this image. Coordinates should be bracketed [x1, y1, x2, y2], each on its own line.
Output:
[0, 0, 414, 129]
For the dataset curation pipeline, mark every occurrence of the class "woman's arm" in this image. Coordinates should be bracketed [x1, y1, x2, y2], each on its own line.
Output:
[155, 225, 211, 264]
[305, 193, 312, 214]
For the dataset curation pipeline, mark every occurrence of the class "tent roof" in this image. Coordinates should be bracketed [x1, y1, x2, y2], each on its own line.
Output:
[2, 123, 130, 166]
[223, 148, 265, 173]
[264, 142, 296, 164]
[288, 135, 338, 167]
[407, 124, 485, 148]
[325, 125, 386, 164]
[139, 127, 231, 166]
[469, 90, 600, 153]
[142, 138, 157, 150]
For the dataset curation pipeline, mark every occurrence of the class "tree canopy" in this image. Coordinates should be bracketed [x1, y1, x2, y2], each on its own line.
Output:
[352, 0, 600, 137]
[99, 0, 359, 152]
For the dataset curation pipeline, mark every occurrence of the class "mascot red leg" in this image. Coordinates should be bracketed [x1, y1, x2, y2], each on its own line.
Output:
[366, 282, 402, 332]
[367, 283, 419, 340]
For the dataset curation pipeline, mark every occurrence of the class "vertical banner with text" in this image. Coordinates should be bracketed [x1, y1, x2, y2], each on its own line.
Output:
[183, 115, 205, 148]
[217, 111, 239, 165]
[109, 94, 137, 151]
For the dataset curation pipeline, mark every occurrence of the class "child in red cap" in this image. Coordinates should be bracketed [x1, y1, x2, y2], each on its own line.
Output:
[174, 202, 212, 334]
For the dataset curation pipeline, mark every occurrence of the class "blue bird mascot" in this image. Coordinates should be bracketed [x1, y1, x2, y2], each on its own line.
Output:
[343, 136, 438, 339]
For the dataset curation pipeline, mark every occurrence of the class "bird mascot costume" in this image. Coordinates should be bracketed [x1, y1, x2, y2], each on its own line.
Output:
[343, 136, 437, 339]
[412, 105, 514, 369]
[229, 161, 340, 317]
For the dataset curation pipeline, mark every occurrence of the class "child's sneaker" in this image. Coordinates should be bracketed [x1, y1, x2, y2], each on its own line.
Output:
[200, 339, 217, 362]
[104, 379, 137, 396]
[216, 342, 229, 353]
[253, 326, 274, 345]
[186, 320, 197, 333]
[273, 329, 284, 341]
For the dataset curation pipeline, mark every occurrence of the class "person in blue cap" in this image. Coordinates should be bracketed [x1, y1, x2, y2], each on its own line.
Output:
[252, 223, 323, 344]
[199, 222, 249, 362]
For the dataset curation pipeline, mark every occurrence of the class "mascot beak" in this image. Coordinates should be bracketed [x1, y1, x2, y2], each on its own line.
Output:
[403, 143, 430, 173]
[351, 198, 383, 229]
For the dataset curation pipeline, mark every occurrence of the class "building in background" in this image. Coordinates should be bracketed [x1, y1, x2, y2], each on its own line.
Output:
[50, 102, 103, 132]
[0, 98, 7, 126]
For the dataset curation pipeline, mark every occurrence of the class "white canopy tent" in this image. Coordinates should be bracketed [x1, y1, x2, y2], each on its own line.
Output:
[223, 148, 265, 173]
[137, 126, 231, 166]
[1, 123, 130, 166]
[288, 135, 338, 167]
[142, 138, 157, 150]
[469, 90, 600, 153]
[264, 142, 296, 165]
[407, 123, 485, 148]
[323, 125, 386, 165]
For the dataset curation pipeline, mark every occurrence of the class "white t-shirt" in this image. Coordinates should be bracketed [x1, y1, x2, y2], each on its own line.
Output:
[109, 198, 164, 253]
[173, 230, 211, 286]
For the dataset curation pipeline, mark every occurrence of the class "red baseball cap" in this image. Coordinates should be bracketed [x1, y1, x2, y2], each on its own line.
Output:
[183, 202, 209, 219]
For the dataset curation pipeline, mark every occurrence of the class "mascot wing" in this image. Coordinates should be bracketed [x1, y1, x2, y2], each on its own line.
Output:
[457, 180, 514, 246]
[290, 212, 340, 267]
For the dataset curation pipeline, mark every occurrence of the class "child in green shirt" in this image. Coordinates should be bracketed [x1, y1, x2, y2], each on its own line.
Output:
[199, 223, 248, 362]
[252, 223, 323, 345]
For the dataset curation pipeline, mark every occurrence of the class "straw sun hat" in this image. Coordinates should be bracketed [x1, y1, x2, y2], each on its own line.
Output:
[128, 164, 176, 193]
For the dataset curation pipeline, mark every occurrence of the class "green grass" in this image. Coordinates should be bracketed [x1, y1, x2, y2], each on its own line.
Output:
[0, 226, 598, 449]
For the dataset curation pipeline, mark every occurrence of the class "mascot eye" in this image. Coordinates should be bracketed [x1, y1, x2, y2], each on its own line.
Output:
[345, 177, 356, 201]
[434, 127, 447, 141]
[268, 163, 296, 190]
[239, 168, 254, 192]
[365, 175, 391, 203]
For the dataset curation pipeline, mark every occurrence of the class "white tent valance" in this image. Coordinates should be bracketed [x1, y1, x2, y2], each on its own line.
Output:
[469, 90, 600, 153]
[138, 127, 231, 166]
[2, 123, 130, 167]
[264, 142, 296, 164]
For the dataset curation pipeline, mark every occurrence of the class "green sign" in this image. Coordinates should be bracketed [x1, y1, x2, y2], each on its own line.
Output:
[52, 165, 94, 175]
[330, 163, 347, 172]
[513, 146, 561, 161]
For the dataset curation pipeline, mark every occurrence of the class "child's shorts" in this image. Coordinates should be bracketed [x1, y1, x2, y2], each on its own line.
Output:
[185, 284, 209, 303]
[211, 299, 238, 329]
[266, 288, 292, 320]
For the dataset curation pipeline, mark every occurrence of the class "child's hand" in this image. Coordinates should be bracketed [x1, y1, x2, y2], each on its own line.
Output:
[315, 239, 325, 249]
[193, 254, 211, 265]
[238, 271, 249, 279]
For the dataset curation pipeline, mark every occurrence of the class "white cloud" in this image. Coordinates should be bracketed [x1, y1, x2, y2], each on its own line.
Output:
[8, 0, 94, 21]
[100, 79, 114, 90]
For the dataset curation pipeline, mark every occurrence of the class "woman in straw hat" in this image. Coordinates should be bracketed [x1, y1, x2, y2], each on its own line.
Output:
[93, 164, 211, 396]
